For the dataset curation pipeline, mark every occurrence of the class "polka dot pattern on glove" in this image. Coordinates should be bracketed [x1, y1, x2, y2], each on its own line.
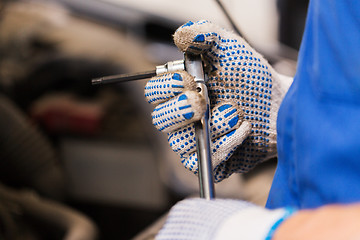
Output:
[145, 20, 292, 181]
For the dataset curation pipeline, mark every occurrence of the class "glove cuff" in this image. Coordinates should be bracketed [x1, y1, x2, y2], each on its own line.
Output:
[156, 198, 254, 240]
[214, 207, 296, 240]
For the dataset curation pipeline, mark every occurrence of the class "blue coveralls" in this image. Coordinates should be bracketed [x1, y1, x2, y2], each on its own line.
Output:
[266, 0, 360, 209]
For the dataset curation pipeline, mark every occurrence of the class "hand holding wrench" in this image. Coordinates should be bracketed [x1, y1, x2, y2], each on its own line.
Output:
[92, 54, 215, 199]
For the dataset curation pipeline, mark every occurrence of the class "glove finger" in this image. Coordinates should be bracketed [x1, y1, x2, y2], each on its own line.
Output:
[169, 102, 243, 156]
[182, 121, 252, 182]
[145, 71, 197, 105]
[174, 20, 239, 55]
[212, 121, 252, 182]
[209, 102, 243, 139]
[174, 20, 219, 55]
[174, 20, 258, 74]
[152, 90, 205, 133]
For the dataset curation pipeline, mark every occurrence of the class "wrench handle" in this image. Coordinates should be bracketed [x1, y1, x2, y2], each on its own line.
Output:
[184, 53, 215, 200]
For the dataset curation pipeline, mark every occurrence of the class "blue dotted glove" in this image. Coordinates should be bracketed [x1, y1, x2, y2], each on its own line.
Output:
[145, 20, 292, 182]
[156, 198, 295, 240]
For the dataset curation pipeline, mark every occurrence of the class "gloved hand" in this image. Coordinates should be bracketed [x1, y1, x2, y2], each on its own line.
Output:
[156, 198, 295, 240]
[145, 20, 293, 182]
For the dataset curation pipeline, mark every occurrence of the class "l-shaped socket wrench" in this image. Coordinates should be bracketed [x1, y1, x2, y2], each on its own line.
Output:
[92, 53, 215, 199]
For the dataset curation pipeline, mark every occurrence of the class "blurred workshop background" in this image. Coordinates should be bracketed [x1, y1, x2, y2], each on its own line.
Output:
[0, 0, 307, 239]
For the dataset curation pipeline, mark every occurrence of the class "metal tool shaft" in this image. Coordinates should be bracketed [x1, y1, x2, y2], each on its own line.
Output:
[184, 54, 215, 200]
[92, 70, 156, 85]
[91, 59, 185, 86]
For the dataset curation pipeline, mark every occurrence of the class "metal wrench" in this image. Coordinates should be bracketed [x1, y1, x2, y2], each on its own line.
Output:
[183, 54, 215, 199]
[92, 54, 215, 199]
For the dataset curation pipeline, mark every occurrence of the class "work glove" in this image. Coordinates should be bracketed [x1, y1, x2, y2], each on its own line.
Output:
[145, 20, 292, 182]
[156, 198, 295, 240]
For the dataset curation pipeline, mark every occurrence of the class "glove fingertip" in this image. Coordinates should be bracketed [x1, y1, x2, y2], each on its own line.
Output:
[174, 20, 215, 54]
[182, 152, 199, 174]
[152, 90, 205, 133]
[144, 71, 197, 105]
[236, 121, 252, 141]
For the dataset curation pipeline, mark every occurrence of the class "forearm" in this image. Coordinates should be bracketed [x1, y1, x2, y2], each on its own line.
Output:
[273, 203, 360, 240]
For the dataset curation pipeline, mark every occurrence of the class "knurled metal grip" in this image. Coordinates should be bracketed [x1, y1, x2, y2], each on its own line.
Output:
[156, 59, 185, 75]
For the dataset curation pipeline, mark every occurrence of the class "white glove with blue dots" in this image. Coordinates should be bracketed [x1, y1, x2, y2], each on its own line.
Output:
[156, 198, 296, 240]
[145, 20, 292, 182]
